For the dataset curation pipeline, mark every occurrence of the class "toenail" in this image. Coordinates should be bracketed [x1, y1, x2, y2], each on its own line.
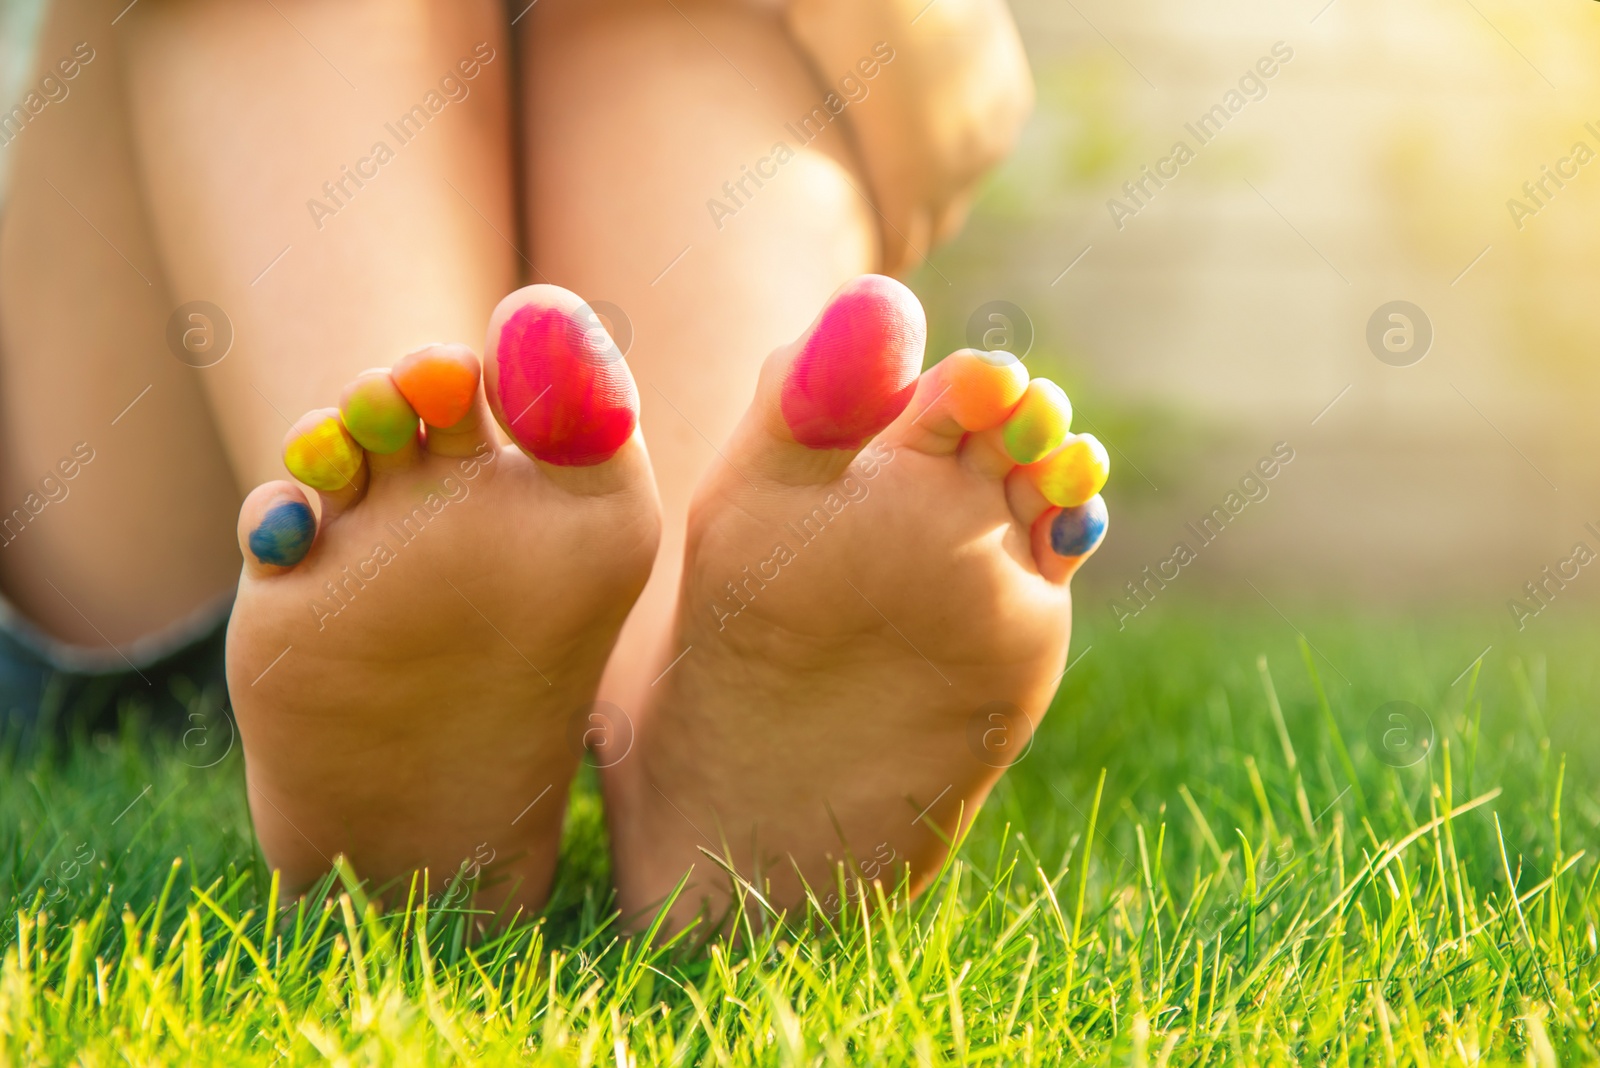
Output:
[1050, 495, 1108, 558]
[1003, 380, 1073, 465]
[495, 303, 637, 466]
[284, 417, 362, 491]
[781, 279, 924, 450]
[249, 499, 315, 566]
[343, 377, 420, 454]
[932, 350, 1029, 430]
[394, 356, 478, 429]
[1034, 434, 1110, 508]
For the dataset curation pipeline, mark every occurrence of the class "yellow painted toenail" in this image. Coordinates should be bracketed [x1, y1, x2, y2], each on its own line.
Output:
[284, 417, 362, 491]
[1032, 433, 1110, 508]
[1003, 379, 1073, 464]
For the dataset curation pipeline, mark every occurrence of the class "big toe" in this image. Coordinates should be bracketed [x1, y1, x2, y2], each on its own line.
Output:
[483, 284, 647, 495]
[736, 274, 928, 484]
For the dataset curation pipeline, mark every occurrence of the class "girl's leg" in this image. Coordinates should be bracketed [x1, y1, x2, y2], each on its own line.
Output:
[520, 0, 879, 712]
[525, 0, 1100, 928]
[105, 0, 659, 911]
[0, 0, 239, 650]
[116, 0, 518, 489]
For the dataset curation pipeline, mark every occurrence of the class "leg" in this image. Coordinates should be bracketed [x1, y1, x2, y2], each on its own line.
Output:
[113, 1, 656, 910]
[520, 0, 878, 714]
[523, 0, 1106, 927]
[116, 0, 518, 489]
[0, 0, 239, 650]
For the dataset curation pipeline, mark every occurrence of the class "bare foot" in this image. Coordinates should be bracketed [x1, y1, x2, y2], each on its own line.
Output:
[606, 275, 1109, 928]
[228, 285, 659, 914]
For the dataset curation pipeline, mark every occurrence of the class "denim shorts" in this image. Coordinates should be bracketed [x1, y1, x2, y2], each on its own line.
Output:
[0, 591, 231, 735]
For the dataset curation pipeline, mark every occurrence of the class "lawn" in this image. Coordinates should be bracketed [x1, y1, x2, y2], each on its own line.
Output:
[3, 603, 1598, 1065]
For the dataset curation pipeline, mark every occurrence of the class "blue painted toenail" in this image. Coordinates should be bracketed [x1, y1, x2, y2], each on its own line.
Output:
[1050, 496, 1108, 558]
[249, 500, 315, 567]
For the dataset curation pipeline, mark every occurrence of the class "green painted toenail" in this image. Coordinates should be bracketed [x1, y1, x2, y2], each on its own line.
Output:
[1003, 380, 1072, 465]
[342, 375, 420, 454]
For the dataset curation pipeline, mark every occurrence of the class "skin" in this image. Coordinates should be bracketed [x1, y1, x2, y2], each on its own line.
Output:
[71, 0, 894, 914]
[5, 0, 1074, 923]
[609, 276, 1106, 930]
[0, 0, 239, 647]
[117, 0, 517, 494]
[235, 273, 1103, 928]
[520, 0, 883, 716]
[231, 307, 660, 913]
[784, 0, 1034, 274]
[778, 276, 924, 449]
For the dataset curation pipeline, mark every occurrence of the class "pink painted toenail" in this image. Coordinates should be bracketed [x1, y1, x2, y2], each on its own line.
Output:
[780, 276, 926, 450]
[495, 303, 637, 466]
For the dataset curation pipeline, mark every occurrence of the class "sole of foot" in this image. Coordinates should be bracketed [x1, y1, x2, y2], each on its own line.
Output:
[227, 284, 660, 917]
[605, 274, 1109, 931]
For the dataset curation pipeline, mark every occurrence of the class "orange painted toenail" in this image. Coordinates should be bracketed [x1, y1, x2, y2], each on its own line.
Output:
[394, 355, 478, 428]
[935, 350, 1028, 431]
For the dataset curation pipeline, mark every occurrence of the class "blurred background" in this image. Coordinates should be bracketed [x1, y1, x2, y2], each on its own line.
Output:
[917, 0, 1600, 648]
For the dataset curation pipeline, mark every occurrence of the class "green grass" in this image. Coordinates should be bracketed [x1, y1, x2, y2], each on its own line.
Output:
[4, 604, 1600, 1065]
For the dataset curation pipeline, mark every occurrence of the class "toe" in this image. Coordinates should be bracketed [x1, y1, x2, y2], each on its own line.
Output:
[340, 371, 421, 472]
[1019, 433, 1110, 509]
[1001, 379, 1073, 465]
[739, 275, 927, 484]
[392, 343, 495, 458]
[238, 482, 318, 578]
[961, 375, 1074, 481]
[483, 285, 647, 494]
[891, 349, 1028, 458]
[282, 408, 367, 516]
[776, 275, 926, 450]
[1033, 495, 1109, 584]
